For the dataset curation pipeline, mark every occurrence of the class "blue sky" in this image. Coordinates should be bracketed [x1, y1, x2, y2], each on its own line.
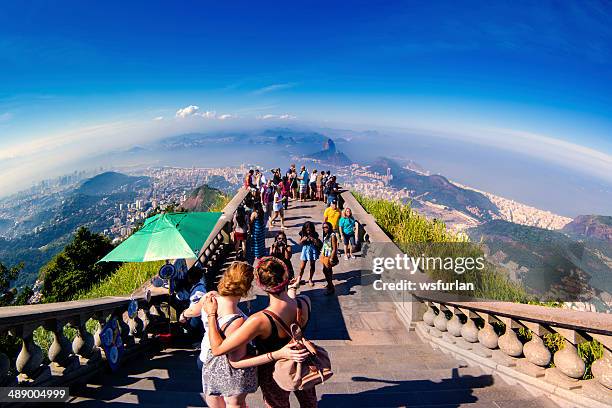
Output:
[0, 1, 611, 190]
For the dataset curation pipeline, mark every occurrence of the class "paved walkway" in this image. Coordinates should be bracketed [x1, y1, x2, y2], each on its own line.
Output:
[70, 198, 558, 407]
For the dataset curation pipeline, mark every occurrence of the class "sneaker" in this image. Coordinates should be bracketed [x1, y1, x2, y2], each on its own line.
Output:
[350, 255, 355, 259]
[344, 255, 349, 260]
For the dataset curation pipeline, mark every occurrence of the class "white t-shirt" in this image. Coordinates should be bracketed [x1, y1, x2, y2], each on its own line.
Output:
[199, 311, 247, 362]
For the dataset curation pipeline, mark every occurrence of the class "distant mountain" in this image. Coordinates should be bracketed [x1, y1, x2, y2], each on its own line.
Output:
[371, 157, 498, 221]
[181, 185, 226, 212]
[77, 172, 150, 196]
[205, 175, 237, 195]
[562, 215, 612, 242]
[0, 218, 12, 234]
[159, 128, 328, 149]
[305, 138, 352, 166]
[261, 128, 327, 144]
[468, 220, 611, 309]
[0, 172, 149, 288]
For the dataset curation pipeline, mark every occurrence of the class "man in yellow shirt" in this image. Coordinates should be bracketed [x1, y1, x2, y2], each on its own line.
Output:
[323, 200, 342, 233]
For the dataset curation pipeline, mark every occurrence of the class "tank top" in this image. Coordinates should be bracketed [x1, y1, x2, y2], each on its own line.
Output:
[200, 312, 246, 362]
[254, 297, 310, 353]
[321, 233, 334, 257]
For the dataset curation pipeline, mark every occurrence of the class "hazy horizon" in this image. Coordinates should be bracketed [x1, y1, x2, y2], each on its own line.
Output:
[2, 125, 610, 218]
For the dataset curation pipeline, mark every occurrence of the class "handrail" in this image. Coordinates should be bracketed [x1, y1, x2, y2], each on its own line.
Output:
[0, 188, 252, 388]
[188, 188, 249, 269]
[346, 189, 612, 404]
[0, 294, 162, 330]
[413, 293, 612, 336]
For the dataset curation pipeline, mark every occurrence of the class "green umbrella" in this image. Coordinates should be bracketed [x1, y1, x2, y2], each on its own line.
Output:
[99, 212, 223, 263]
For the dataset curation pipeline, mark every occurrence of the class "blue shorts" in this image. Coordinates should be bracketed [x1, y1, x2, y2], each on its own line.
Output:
[300, 244, 319, 261]
[342, 233, 355, 246]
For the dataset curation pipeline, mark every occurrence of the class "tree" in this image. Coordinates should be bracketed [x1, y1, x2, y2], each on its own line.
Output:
[0, 261, 24, 306]
[40, 227, 119, 302]
[0, 261, 23, 290]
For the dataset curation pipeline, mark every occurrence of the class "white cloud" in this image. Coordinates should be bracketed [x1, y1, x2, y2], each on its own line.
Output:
[218, 114, 234, 120]
[201, 110, 216, 119]
[257, 113, 296, 120]
[175, 105, 200, 118]
[153, 116, 164, 121]
[251, 83, 295, 96]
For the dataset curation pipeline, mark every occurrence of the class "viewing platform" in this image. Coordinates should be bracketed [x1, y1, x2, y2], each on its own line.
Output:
[0, 189, 610, 408]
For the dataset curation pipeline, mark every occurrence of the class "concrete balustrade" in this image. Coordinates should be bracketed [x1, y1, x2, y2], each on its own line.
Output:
[413, 295, 612, 408]
[0, 295, 165, 386]
[340, 190, 612, 408]
[0, 189, 251, 388]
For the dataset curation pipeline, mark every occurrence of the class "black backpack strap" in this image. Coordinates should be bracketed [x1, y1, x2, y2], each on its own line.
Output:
[261, 309, 294, 338]
[219, 314, 243, 339]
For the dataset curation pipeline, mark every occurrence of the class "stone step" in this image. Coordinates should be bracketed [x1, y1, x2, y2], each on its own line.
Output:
[70, 388, 205, 407]
[71, 386, 555, 408]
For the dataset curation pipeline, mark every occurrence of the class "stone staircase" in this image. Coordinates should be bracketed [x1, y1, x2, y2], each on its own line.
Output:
[68, 199, 560, 407]
[69, 338, 559, 407]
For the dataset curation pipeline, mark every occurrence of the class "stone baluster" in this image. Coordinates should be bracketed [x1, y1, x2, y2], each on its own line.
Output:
[446, 306, 464, 338]
[93, 311, 110, 358]
[141, 307, 152, 339]
[11, 324, 46, 383]
[493, 316, 523, 367]
[497, 317, 523, 357]
[432, 302, 449, 332]
[518, 321, 551, 378]
[459, 308, 479, 344]
[72, 314, 101, 363]
[113, 308, 134, 348]
[547, 327, 586, 388]
[476, 312, 499, 350]
[589, 334, 612, 391]
[592, 347, 612, 389]
[45, 319, 79, 374]
[128, 308, 145, 343]
[422, 302, 436, 326]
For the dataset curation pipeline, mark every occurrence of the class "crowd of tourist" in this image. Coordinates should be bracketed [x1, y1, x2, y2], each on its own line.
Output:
[174, 165, 358, 407]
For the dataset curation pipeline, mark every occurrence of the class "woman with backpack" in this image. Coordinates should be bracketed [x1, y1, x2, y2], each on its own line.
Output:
[181, 261, 258, 408]
[204, 257, 317, 408]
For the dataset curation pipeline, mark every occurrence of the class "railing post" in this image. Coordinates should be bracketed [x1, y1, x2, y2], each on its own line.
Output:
[517, 321, 551, 377]
[476, 312, 499, 350]
[497, 316, 523, 358]
[423, 302, 435, 326]
[432, 302, 449, 332]
[128, 309, 145, 343]
[93, 311, 110, 358]
[113, 309, 133, 348]
[459, 308, 479, 344]
[45, 318, 79, 374]
[12, 324, 47, 383]
[72, 314, 101, 363]
[591, 346, 611, 389]
[546, 327, 586, 388]
[446, 306, 464, 338]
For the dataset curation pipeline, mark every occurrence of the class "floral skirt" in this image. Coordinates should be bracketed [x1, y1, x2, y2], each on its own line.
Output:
[202, 350, 258, 397]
